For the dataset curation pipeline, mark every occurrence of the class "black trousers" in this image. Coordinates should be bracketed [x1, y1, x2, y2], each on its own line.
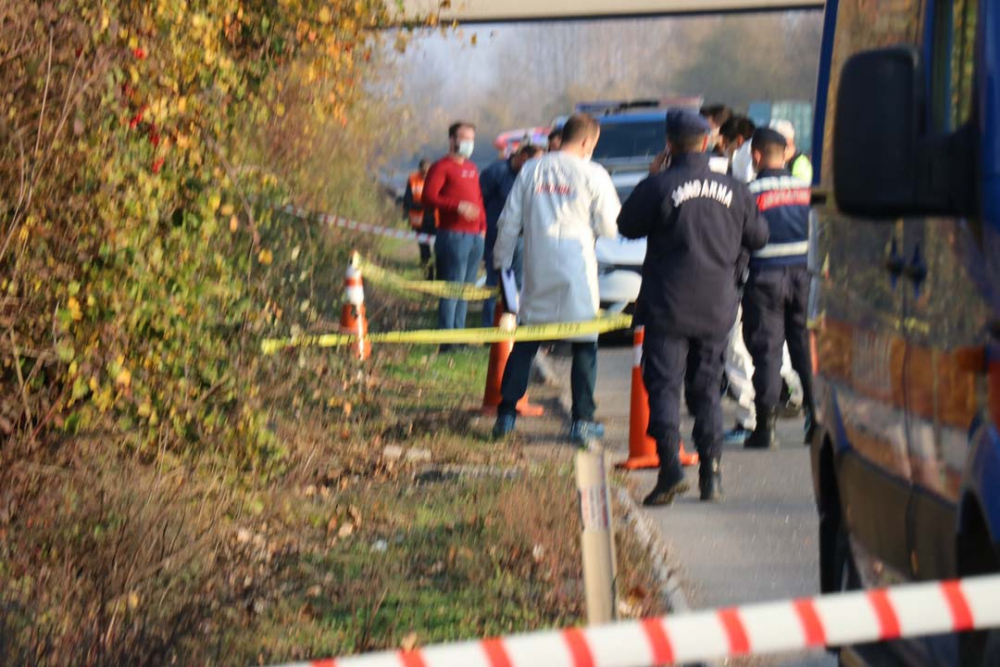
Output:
[742, 265, 814, 415]
[643, 333, 728, 469]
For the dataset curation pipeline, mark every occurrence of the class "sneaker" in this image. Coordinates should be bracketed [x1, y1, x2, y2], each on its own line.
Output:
[569, 420, 605, 445]
[642, 469, 690, 507]
[724, 425, 753, 446]
[492, 414, 516, 440]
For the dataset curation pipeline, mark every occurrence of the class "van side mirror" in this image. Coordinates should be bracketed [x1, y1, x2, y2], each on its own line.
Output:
[834, 46, 978, 218]
[834, 47, 925, 217]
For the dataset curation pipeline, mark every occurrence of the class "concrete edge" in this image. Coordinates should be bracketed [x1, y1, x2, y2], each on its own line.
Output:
[613, 486, 690, 614]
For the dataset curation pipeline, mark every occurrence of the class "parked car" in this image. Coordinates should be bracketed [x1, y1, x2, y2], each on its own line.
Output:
[808, 0, 999, 664]
[597, 171, 646, 314]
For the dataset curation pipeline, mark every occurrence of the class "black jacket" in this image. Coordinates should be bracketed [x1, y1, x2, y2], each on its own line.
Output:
[618, 152, 769, 338]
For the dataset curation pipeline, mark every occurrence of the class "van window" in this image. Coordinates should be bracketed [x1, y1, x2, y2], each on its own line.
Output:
[820, 0, 926, 186]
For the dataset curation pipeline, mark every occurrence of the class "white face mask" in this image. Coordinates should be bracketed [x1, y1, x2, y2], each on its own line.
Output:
[457, 140, 474, 159]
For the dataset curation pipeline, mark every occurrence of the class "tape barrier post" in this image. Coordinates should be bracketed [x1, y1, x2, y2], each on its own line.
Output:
[618, 326, 659, 470]
[617, 326, 697, 470]
[269, 574, 1000, 667]
[340, 251, 370, 361]
[576, 448, 617, 626]
[481, 301, 544, 417]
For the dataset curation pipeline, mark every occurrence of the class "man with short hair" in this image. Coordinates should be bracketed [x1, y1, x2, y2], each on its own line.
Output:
[423, 122, 487, 347]
[619, 109, 768, 505]
[770, 119, 814, 183]
[492, 113, 620, 444]
[699, 104, 732, 155]
[402, 158, 438, 280]
[479, 144, 544, 326]
[547, 127, 563, 152]
[742, 128, 815, 450]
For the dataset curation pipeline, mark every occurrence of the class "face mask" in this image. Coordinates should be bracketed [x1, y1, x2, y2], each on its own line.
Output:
[457, 140, 474, 159]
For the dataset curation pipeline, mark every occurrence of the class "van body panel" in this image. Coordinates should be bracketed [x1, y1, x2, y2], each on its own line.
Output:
[811, 0, 999, 662]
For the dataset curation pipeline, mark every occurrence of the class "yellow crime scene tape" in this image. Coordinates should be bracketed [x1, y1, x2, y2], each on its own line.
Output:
[358, 260, 495, 301]
[261, 313, 633, 355]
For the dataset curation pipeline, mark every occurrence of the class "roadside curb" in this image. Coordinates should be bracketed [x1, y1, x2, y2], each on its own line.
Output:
[613, 486, 691, 614]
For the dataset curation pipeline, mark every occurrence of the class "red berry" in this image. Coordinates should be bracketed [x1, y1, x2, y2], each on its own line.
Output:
[133, 47, 146, 60]
[150, 133, 160, 147]
[152, 157, 164, 174]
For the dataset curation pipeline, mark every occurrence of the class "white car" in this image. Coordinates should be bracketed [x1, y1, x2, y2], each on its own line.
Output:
[597, 171, 646, 313]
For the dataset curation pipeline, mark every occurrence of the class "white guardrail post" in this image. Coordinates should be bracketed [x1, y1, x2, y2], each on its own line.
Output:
[575, 447, 618, 626]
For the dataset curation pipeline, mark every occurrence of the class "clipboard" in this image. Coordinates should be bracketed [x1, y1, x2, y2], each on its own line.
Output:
[500, 268, 519, 315]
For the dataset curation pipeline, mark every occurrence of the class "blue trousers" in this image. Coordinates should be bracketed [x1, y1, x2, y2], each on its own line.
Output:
[499, 340, 597, 422]
[482, 236, 524, 326]
[436, 229, 484, 331]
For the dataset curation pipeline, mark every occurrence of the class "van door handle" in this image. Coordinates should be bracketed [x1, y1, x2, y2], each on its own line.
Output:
[885, 238, 904, 287]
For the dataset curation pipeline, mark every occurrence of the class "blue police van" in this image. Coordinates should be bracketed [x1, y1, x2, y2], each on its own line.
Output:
[809, 0, 998, 663]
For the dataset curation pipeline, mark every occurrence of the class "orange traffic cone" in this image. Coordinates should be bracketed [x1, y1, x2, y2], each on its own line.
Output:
[340, 251, 370, 361]
[481, 301, 544, 417]
[617, 326, 698, 470]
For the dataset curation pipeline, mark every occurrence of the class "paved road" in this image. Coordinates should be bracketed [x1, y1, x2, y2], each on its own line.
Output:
[564, 346, 836, 667]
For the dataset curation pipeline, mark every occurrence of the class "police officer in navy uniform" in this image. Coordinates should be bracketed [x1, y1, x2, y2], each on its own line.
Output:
[742, 128, 815, 449]
[619, 109, 769, 505]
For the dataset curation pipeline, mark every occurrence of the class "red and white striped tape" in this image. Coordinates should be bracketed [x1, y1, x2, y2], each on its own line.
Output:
[272, 575, 1000, 667]
[279, 205, 436, 246]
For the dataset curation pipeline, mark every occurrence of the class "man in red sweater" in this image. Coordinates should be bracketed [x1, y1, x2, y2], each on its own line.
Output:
[422, 122, 487, 348]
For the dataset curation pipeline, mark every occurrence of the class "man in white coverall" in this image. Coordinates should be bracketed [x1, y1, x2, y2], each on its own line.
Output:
[492, 113, 621, 444]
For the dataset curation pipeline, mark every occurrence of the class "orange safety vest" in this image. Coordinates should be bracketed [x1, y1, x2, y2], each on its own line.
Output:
[407, 172, 439, 231]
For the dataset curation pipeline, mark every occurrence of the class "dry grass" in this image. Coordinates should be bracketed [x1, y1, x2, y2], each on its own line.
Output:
[0, 325, 666, 666]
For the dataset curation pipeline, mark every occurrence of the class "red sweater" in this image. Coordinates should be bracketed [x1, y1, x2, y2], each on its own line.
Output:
[422, 156, 487, 235]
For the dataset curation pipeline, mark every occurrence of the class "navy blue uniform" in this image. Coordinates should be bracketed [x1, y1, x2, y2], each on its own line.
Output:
[619, 152, 768, 462]
[742, 168, 814, 416]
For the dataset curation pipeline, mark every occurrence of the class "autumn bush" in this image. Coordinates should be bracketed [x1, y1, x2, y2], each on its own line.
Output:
[0, 0, 407, 466]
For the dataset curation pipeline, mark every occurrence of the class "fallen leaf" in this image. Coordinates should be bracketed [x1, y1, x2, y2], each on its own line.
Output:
[338, 523, 354, 538]
[348, 505, 362, 527]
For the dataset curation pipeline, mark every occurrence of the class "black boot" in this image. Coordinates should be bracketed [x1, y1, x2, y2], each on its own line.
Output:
[699, 456, 723, 502]
[643, 441, 690, 507]
[745, 406, 778, 450]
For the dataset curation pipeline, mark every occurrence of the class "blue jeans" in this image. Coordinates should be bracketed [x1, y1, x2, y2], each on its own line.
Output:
[482, 236, 524, 326]
[436, 229, 485, 332]
[499, 340, 598, 421]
